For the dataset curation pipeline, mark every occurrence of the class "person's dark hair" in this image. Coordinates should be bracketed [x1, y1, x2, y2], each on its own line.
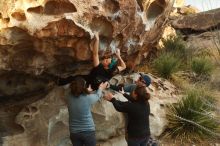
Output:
[134, 85, 150, 102]
[70, 77, 89, 97]
[100, 52, 112, 60]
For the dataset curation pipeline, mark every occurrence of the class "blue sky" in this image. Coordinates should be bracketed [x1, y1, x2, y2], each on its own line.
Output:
[185, 0, 220, 11]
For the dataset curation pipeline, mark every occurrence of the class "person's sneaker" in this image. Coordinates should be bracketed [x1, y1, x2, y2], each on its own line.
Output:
[147, 137, 158, 146]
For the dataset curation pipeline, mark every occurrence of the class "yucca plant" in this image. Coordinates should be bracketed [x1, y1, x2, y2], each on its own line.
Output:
[165, 89, 219, 142]
[152, 53, 181, 79]
[191, 57, 214, 77]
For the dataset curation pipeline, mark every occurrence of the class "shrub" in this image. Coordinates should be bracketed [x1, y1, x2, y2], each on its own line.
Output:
[213, 30, 220, 65]
[165, 89, 219, 142]
[152, 53, 181, 79]
[162, 35, 188, 60]
[193, 48, 213, 58]
[217, 32, 220, 55]
[191, 57, 214, 76]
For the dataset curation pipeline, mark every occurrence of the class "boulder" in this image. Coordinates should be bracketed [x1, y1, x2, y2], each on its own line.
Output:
[171, 8, 220, 32]
[1, 73, 180, 146]
[184, 30, 220, 68]
[0, 0, 174, 107]
[170, 7, 220, 63]
[0, 0, 174, 77]
[177, 5, 200, 15]
[173, 0, 185, 8]
[157, 25, 177, 48]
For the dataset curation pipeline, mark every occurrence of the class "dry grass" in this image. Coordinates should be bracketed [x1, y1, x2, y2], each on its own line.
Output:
[135, 64, 152, 73]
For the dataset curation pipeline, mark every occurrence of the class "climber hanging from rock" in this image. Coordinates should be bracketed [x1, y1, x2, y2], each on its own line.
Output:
[53, 32, 126, 89]
[87, 32, 153, 93]
[85, 31, 126, 90]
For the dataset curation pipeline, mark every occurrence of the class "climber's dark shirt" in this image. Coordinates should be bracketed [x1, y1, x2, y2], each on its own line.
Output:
[86, 63, 118, 90]
[55, 63, 118, 89]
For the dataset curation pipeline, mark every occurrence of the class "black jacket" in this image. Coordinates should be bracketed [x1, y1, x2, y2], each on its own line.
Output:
[87, 63, 118, 90]
[110, 94, 150, 138]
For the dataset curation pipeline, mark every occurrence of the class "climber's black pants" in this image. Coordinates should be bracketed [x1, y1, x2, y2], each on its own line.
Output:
[70, 131, 96, 146]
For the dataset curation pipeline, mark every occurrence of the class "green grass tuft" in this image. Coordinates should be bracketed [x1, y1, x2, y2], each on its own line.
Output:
[162, 35, 189, 60]
[191, 57, 214, 76]
[152, 53, 181, 79]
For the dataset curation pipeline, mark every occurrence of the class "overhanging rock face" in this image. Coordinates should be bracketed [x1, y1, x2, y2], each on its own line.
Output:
[0, 0, 175, 106]
[0, 0, 174, 76]
[0, 0, 175, 100]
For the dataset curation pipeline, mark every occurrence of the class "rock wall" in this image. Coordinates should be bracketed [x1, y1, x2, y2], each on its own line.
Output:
[173, 0, 184, 8]
[0, 0, 175, 105]
[171, 8, 220, 32]
[170, 8, 220, 61]
[0, 0, 174, 76]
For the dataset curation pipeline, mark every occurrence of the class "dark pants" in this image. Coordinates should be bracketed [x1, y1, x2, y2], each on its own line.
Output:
[127, 137, 149, 146]
[70, 131, 96, 146]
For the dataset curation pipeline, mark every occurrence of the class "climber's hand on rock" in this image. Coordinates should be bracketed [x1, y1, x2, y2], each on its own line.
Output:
[90, 32, 99, 52]
[115, 49, 121, 57]
[94, 31, 99, 40]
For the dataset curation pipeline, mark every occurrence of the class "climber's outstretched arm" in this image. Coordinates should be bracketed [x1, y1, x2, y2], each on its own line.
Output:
[90, 32, 100, 67]
[115, 49, 126, 72]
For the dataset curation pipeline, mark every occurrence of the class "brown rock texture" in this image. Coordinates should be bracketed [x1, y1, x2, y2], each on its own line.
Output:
[171, 8, 220, 32]
[0, 0, 174, 104]
[173, 0, 184, 7]
[0, 0, 174, 76]
[170, 8, 220, 62]
[177, 5, 199, 15]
